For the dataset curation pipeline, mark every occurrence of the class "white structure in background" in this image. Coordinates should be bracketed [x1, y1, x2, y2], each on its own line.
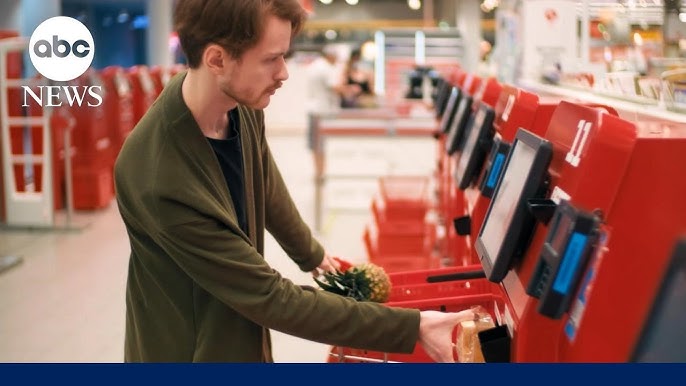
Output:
[520, 0, 579, 81]
[0, 37, 55, 227]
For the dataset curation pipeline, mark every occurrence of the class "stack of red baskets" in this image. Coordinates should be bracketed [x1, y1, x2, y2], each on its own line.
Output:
[363, 176, 439, 273]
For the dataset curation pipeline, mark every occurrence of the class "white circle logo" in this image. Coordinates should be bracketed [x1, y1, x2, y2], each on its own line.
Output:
[29, 16, 95, 82]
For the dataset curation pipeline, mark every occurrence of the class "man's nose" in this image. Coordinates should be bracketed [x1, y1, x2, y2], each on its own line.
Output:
[276, 57, 289, 81]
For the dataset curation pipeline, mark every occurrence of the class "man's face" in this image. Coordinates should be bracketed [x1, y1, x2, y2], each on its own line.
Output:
[220, 14, 291, 109]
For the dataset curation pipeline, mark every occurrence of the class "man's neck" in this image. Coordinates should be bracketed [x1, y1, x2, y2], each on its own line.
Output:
[182, 69, 237, 139]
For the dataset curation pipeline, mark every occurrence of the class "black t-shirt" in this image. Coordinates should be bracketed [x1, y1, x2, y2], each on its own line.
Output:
[207, 109, 248, 234]
[347, 75, 371, 94]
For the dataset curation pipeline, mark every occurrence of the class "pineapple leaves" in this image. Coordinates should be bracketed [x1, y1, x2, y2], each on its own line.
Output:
[314, 264, 391, 303]
[314, 269, 372, 302]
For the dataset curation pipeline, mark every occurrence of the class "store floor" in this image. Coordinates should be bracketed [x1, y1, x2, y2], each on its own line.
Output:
[0, 132, 391, 363]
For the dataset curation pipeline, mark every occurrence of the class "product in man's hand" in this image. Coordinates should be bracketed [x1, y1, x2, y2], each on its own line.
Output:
[455, 306, 496, 363]
[314, 258, 391, 303]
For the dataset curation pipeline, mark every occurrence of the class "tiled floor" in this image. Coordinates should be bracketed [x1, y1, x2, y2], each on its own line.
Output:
[0, 132, 432, 363]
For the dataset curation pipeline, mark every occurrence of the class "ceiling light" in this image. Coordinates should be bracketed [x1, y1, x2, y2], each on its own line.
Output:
[319, 0, 333, 4]
[408, 0, 421, 11]
[324, 29, 337, 40]
[345, 0, 359, 5]
[480, 0, 499, 13]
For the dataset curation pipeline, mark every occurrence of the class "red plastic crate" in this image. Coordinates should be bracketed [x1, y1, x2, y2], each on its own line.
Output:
[72, 137, 113, 170]
[100, 65, 135, 159]
[72, 165, 114, 210]
[327, 280, 503, 363]
[371, 198, 426, 235]
[376, 176, 430, 221]
[363, 222, 436, 263]
[127, 65, 157, 125]
[370, 220, 436, 254]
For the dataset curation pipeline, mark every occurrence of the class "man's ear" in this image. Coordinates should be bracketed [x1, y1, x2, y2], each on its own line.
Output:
[203, 44, 230, 75]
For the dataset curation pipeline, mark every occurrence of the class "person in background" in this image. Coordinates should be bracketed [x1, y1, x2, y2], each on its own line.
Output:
[115, 0, 475, 362]
[306, 44, 343, 116]
[340, 48, 376, 108]
[305, 44, 345, 189]
[476, 40, 497, 78]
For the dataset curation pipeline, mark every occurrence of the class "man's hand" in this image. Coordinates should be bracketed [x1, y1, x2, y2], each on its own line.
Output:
[311, 253, 341, 277]
[418, 309, 476, 363]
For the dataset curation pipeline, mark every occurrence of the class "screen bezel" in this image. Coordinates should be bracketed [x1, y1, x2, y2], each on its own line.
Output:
[630, 238, 686, 362]
[479, 137, 512, 199]
[438, 87, 461, 134]
[475, 128, 553, 283]
[445, 94, 474, 155]
[455, 104, 496, 190]
[434, 79, 451, 119]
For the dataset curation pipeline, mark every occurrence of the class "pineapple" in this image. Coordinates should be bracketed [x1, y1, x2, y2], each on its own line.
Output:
[314, 261, 392, 303]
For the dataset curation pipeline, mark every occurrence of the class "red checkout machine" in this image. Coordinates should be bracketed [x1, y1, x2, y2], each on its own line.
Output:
[436, 75, 506, 266]
[473, 101, 686, 361]
[448, 86, 558, 267]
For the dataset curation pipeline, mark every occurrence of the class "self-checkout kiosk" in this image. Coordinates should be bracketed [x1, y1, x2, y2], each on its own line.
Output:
[437, 79, 471, 206]
[435, 74, 478, 262]
[433, 78, 453, 121]
[473, 101, 686, 361]
[439, 78, 503, 266]
[550, 119, 686, 361]
[453, 87, 559, 268]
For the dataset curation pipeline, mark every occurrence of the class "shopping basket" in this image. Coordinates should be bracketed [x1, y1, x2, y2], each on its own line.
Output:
[327, 266, 503, 363]
[363, 222, 439, 273]
[376, 176, 431, 222]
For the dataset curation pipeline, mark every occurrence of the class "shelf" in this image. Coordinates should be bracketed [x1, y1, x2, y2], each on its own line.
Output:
[519, 79, 686, 124]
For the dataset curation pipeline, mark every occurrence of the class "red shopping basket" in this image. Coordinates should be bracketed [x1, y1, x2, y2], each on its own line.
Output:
[327, 270, 503, 363]
[387, 265, 488, 302]
[376, 176, 430, 222]
[363, 225, 439, 272]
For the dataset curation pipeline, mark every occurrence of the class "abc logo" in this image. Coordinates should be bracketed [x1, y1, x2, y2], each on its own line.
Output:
[29, 16, 95, 82]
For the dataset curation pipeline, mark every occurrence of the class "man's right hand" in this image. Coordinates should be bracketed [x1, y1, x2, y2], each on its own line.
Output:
[418, 309, 476, 363]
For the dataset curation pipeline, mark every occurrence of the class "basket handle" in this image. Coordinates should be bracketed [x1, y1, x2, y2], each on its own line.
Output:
[426, 270, 486, 283]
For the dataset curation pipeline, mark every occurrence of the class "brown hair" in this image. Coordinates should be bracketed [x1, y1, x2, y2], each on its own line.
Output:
[174, 0, 307, 68]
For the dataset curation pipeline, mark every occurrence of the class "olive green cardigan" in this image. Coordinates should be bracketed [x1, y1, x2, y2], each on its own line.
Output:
[114, 72, 420, 362]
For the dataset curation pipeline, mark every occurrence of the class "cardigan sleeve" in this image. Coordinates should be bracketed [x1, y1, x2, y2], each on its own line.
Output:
[259, 119, 325, 273]
[156, 217, 420, 354]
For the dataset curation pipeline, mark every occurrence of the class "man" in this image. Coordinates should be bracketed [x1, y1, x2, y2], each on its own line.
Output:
[115, 0, 475, 362]
[306, 44, 342, 116]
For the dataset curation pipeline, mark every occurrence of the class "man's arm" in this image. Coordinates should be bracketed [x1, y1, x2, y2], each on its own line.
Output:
[261, 125, 326, 272]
